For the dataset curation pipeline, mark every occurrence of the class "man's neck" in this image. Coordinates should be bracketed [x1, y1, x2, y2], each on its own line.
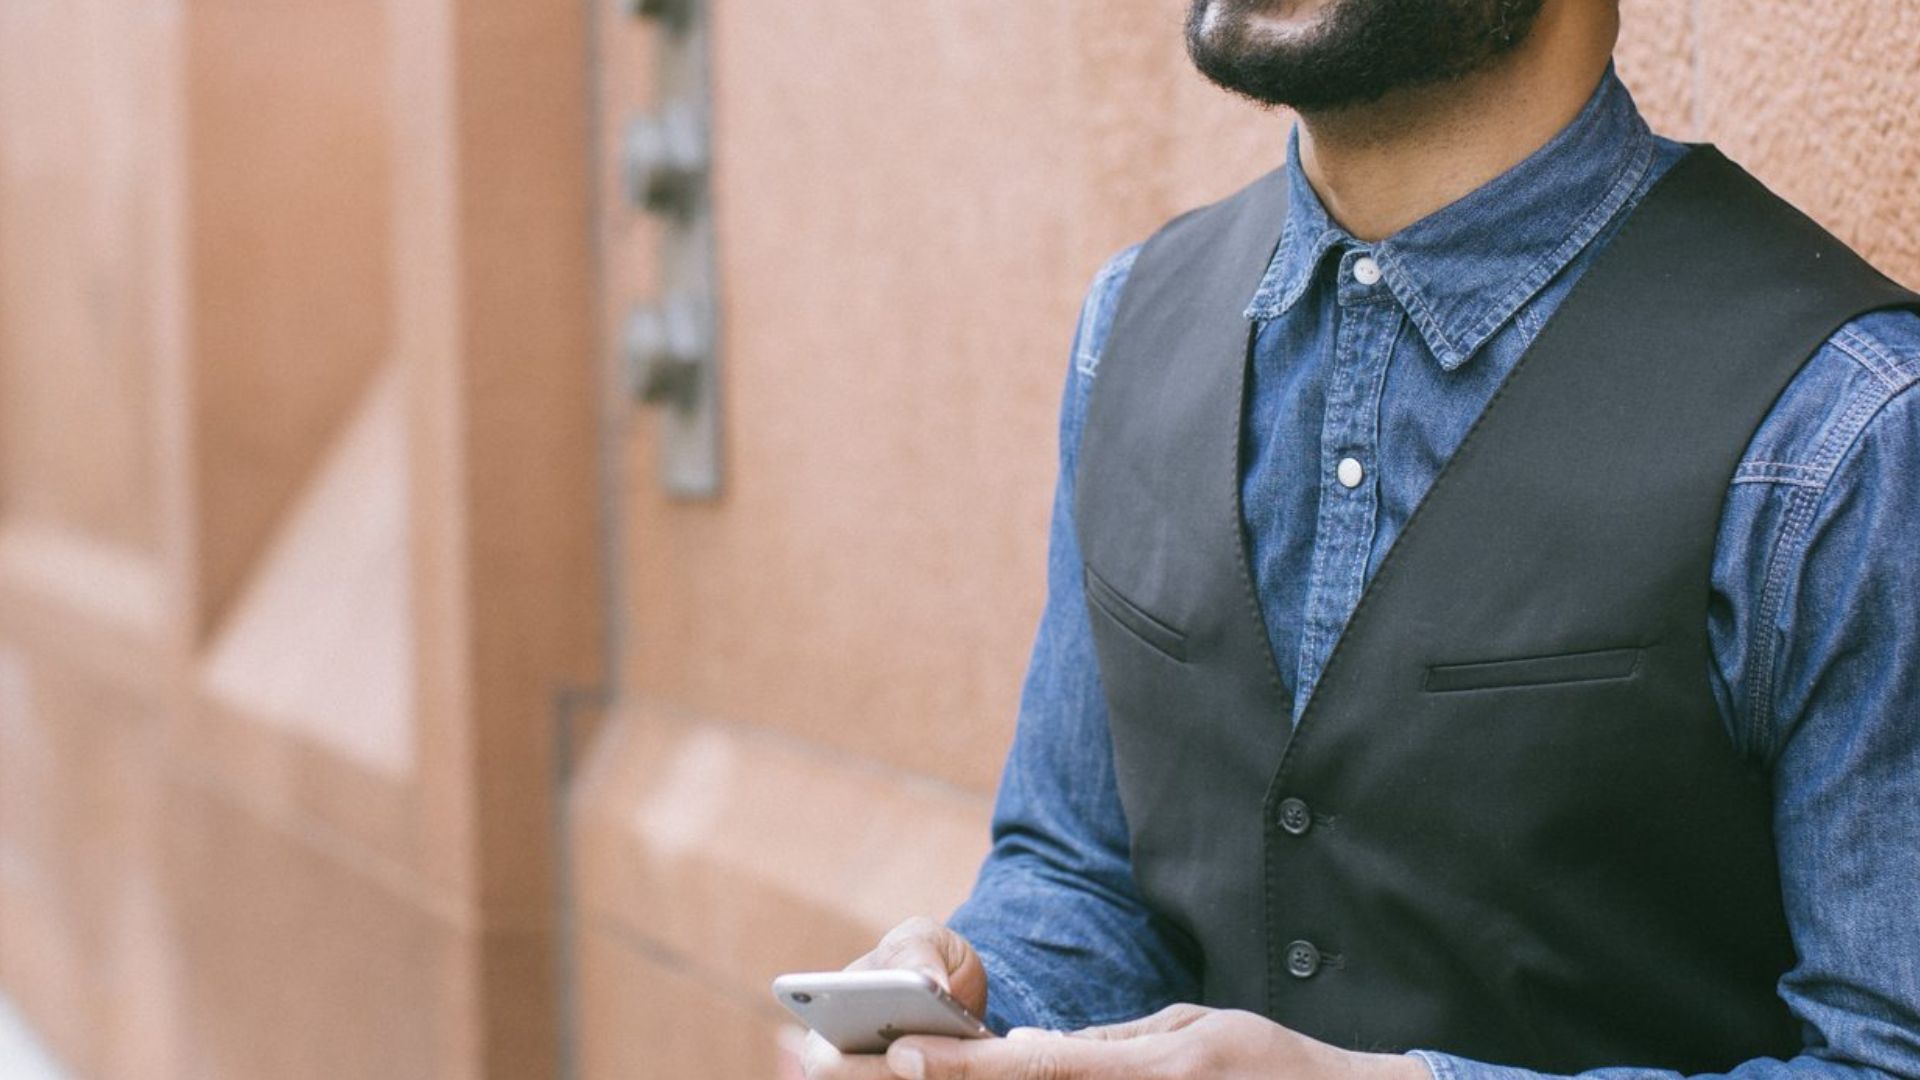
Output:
[1296, 1, 1619, 242]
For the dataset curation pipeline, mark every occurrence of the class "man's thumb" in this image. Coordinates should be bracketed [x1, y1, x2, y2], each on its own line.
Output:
[1071, 1003, 1211, 1041]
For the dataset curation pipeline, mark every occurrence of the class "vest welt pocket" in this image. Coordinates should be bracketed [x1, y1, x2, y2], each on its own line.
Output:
[1083, 564, 1188, 662]
[1423, 646, 1642, 693]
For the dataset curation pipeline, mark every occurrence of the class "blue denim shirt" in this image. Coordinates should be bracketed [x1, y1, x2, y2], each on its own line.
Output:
[949, 68, 1920, 1080]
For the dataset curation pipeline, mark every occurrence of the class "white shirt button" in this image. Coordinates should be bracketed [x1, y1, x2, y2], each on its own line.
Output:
[1337, 457, 1365, 489]
[1351, 256, 1382, 286]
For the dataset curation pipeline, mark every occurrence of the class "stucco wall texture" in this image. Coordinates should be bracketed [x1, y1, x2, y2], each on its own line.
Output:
[0, 2, 1915, 1079]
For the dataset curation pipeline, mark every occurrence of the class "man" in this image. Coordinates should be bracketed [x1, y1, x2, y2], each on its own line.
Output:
[808, 1, 1920, 1078]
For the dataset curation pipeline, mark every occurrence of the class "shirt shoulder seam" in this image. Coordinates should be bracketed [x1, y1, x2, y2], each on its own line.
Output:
[1743, 368, 1920, 756]
[1074, 244, 1142, 379]
[1832, 319, 1920, 389]
[1732, 320, 1920, 489]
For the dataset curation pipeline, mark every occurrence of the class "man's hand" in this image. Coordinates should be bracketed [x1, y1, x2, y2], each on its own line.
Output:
[882, 1003, 1432, 1080]
[800, 917, 989, 1080]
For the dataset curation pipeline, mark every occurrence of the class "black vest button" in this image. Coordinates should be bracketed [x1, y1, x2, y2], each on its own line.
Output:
[1278, 798, 1312, 836]
[1285, 939, 1321, 979]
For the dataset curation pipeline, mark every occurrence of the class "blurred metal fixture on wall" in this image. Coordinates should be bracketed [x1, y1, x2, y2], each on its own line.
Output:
[623, 0, 721, 497]
[626, 0, 694, 32]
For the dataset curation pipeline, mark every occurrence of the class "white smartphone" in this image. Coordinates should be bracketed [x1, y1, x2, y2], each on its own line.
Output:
[771, 969, 995, 1054]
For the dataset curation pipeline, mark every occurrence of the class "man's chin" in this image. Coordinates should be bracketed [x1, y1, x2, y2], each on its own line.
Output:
[1188, 0, 1548, 114]
[1194, 0, 1338, 38]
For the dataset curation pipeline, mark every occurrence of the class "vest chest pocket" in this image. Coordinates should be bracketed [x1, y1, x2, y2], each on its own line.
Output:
[1083, 564, 1188, 662]
[1423, 645, 1642, 693]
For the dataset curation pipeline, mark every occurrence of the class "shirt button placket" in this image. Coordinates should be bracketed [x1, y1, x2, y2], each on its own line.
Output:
[1336, 456, 1365, 489]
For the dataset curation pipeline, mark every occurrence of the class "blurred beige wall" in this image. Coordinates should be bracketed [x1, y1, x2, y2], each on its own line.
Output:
[1, 2, 1916, 1079]
[0, 1, 600, 1076]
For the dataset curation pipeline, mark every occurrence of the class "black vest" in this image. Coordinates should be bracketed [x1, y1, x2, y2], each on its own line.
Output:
[1074, 147, 1918, 1072]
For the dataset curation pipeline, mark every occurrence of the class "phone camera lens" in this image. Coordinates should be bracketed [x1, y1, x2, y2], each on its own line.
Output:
[791, 992, 813, 1004]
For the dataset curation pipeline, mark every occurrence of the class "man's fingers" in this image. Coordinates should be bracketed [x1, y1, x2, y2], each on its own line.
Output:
[851, 918, 988, 1016]
[1071, 1003, 1212, 1041]
[850, 918, 946, 985]
[935, 933, 989, 1016]
[887, 1033, 1118, 1080]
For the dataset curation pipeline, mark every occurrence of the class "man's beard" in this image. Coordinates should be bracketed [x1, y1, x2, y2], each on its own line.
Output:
[1186, 0, 1549, 113]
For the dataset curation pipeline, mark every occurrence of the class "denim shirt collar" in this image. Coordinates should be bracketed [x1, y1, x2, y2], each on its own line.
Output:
[1243, 65, 1656, 371]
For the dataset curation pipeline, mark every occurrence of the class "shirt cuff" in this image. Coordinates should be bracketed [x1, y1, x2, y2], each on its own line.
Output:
[973, 946, 1071, 1035]
[1410, 1049, 1553, 1080]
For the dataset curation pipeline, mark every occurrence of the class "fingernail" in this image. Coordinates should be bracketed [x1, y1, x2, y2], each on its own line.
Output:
[890, 1045, 926, 1080]
[1006, 1027, 1051, 1040]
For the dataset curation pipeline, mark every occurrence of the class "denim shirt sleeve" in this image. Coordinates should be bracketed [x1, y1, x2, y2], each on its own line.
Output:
[946, 244, 1202, 1033]
[1416, 311, 1920, 1080]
